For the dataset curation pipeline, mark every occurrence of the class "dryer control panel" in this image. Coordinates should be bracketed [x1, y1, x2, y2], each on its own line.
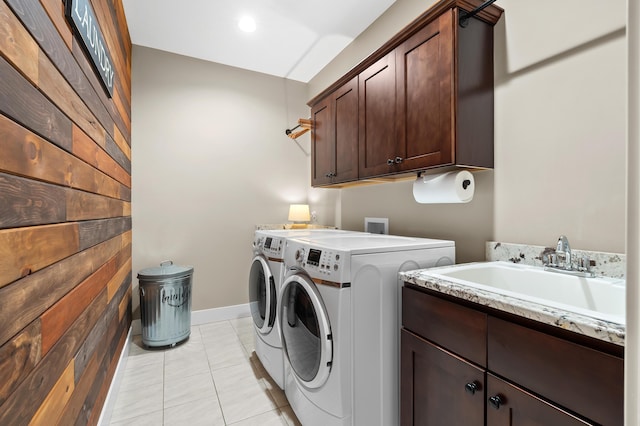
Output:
[306, 248, 340, 271]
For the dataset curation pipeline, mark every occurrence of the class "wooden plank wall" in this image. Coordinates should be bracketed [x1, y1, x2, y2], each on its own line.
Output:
[0, 0, 132, 424]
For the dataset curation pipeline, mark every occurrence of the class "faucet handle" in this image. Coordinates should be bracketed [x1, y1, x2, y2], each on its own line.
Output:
[542, 252, 558, 267]
[576, 256, 591, 272]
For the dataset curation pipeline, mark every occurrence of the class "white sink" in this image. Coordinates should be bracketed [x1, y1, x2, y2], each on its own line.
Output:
[429, 261, 625, 323]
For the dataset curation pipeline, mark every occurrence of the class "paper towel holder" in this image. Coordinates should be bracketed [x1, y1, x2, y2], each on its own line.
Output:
[417, 171, 471, 190]
[413, 170, 475, 204]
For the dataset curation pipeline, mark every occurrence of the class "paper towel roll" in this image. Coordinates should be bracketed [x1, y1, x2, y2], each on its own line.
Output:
[412, 170, 475, 204]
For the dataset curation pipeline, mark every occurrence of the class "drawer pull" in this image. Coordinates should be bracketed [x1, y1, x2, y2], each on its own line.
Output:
[489, 395, 503, 409]
[465, 382, 480, 395]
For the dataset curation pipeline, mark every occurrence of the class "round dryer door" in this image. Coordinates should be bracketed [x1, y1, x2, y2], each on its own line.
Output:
[249, 255, 276, 333]
[280, 273, 332, 389]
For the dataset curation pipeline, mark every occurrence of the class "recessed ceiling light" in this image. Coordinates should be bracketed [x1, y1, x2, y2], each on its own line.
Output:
[238, 16, 256, 33]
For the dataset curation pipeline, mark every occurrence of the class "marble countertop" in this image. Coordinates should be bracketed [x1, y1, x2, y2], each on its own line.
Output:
[400, 264, 625, 346]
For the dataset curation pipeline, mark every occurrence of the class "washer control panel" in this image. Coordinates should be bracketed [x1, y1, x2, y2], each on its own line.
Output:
[255, 236, 284, 258]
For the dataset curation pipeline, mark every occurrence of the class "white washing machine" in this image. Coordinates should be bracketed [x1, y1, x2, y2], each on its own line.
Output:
[249, 228, 358, 389]
[279, 234, 455, 426]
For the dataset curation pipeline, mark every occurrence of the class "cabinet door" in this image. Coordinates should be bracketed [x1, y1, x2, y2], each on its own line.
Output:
[395, 10, 454, 172]
[332, 77, 358, 183]
[311, 78, 358, 186]
[401, 329, 484, 426]
[359, 51, 398, 178]
[486, 374, 591, 426]
[488, 316, 623, 425]
[311, 99, 333, 186]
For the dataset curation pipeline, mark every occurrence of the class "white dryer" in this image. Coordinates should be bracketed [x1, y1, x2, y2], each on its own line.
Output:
[279, 234, 455, 426]
[249, 228, 357, 389]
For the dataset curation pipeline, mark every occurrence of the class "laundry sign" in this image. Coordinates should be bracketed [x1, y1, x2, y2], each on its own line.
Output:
[65, 0, 115, 97]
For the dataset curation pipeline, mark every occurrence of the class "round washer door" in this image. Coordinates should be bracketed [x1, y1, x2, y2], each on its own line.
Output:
[249, 255, 276, 334]
[279, 273, 332, 389]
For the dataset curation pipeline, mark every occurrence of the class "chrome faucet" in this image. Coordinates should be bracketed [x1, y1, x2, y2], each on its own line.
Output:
[543, 235, 594, 277]
[556, 235, 571, 270]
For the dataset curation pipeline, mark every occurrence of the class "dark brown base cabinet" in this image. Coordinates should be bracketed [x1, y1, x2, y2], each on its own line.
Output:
[401, 330, 485, 425]
[401, 285, 624, 426]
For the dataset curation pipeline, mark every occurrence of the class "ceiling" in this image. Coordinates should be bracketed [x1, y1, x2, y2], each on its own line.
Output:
[122, 0, 396, 83]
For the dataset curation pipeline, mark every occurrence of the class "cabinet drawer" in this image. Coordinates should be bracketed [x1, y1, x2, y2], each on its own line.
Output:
[402, 286, 487, 366]
[488, 317, 623, 426]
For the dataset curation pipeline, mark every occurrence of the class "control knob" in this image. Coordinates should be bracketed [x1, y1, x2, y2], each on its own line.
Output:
[295, 248, 306, 263]
[253, 237, 262, 249]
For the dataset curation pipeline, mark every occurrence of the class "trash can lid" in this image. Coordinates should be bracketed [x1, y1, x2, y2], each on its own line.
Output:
[138, 260, 194, 279]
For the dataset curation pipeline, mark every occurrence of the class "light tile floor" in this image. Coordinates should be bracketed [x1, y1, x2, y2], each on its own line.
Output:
[108, 317, 301, 425]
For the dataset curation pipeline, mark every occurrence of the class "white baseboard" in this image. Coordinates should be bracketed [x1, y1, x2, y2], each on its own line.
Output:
[130, 303, 251, 335]
[191, 303, 251, 325]
[98, 326, 133, 426]
[131, 318, 142, 335]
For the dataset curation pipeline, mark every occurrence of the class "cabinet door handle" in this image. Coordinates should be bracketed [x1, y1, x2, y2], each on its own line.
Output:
[387, 158, 394, 166]
[394, 156, 403, 164]
[488, 395, 504, 409]
[465, 382, 480, 395]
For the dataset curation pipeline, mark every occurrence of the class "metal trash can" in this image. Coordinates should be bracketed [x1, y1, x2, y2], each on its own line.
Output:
[137, 260, 193, 347]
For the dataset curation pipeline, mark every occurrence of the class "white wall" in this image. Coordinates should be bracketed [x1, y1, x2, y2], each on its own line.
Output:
[309, 0, 627, 257]
[131, 46, 337, 312]
[493, 0, 626, 252]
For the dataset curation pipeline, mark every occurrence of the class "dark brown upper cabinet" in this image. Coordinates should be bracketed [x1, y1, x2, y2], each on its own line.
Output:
[311, 77, 359, 186]
[358, 51, 397, 178]
[308, 0, 503, 187]
[394, 11, 454, 174]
